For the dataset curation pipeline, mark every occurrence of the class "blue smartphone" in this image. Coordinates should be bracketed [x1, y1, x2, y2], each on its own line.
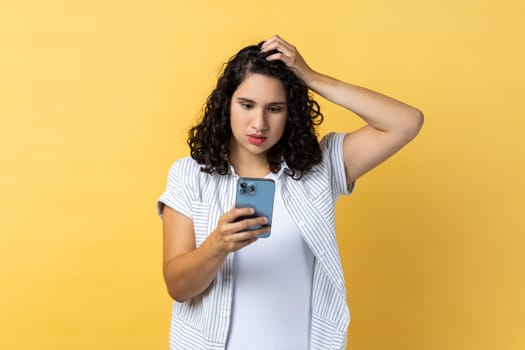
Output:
[235, 177, 275, 238]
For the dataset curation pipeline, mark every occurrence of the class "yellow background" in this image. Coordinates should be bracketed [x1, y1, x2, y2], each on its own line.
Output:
[1, 0, 523, 349]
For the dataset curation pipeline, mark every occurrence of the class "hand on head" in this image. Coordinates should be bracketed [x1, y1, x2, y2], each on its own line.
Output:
[260, 34, 315, 85]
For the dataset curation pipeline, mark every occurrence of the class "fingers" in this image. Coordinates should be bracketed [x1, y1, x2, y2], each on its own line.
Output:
[234, 225, 269, 242]
[261, 36, 297, 64]
[264, 51, 285, 62]
[261, 34, 294, 55]
[262, 35, 317, 87]
[224, 207, 254, 223]
[234, 215, 268, 232]
[212, 207, 270, 252]
[234, 236, 259, 251]
[228, 208, 269, 233]
[216, 223, 268, 253]
[260, 34, 314, 84]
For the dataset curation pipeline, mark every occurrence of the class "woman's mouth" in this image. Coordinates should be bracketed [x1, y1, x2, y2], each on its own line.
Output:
[248, 134, 268, 145]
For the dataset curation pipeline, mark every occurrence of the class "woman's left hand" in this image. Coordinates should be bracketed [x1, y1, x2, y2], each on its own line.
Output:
[261, 34, 316, 85]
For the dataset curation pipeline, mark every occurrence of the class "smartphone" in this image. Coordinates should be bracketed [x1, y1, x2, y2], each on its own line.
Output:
[235, 177, 275, 238]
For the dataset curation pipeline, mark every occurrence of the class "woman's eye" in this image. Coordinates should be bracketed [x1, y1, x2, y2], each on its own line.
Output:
[269, 106, 283, 113]
[241, 103, 253, 109]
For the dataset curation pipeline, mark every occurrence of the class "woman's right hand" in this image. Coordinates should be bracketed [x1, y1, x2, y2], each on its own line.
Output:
[163, 206, 268, 301]
[208, 207, 269, 254]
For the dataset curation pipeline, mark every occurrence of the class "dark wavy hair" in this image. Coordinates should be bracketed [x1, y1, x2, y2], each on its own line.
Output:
[188, 41, 324, 179]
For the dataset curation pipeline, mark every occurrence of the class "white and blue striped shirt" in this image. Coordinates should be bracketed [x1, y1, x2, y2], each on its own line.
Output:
[157, 132, 354, 350]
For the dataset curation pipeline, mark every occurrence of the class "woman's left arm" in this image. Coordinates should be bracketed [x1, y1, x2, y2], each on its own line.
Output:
[262, 35, 424, 184]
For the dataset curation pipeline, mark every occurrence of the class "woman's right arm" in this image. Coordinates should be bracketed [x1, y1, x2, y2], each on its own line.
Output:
[162, 205, 268, 302]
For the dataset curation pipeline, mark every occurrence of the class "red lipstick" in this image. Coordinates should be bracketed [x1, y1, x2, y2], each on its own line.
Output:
[248, 134, 268, 145]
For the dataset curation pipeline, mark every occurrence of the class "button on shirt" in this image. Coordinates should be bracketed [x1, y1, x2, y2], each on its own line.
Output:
[157, 132, 355, 350]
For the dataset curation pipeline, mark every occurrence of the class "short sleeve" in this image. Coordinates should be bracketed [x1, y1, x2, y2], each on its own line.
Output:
[320, 132, 356, 197]
[156, 160, 193, 220]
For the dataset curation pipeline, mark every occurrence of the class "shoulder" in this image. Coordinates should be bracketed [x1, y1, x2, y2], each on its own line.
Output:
[300, 132, 351, 197]
[308, 132, 346, 173]
[163, 157, 204, 193]
[168, 156, 202, 174]
[166, 156, 208, 182]
[166, 156, 229, 193]
[158, 156, 204, 218]
[319, 132, 346, 154]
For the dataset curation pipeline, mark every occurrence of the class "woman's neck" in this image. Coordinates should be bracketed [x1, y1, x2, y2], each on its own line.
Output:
[229, 151, 271, 178]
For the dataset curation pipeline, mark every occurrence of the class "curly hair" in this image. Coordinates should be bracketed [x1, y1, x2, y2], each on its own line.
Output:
[188, 41, 324, 179]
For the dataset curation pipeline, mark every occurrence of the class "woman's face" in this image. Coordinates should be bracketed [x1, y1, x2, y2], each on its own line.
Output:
[229, 73, 288, 161]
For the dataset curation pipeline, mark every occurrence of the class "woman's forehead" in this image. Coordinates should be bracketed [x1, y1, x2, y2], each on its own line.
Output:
[233, 73, 287, 101]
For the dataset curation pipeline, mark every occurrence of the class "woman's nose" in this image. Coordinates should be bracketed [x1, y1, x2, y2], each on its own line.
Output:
[252, 109, 268, 131]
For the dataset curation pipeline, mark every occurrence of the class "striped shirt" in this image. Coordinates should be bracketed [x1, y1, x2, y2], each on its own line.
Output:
[157, 132, 354, 350]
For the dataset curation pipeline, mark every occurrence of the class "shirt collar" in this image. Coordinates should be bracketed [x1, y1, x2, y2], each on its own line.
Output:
[228, 161, 290, 181]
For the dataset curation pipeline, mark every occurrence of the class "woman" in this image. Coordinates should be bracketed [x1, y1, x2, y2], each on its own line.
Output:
[157, 35, 423, 350]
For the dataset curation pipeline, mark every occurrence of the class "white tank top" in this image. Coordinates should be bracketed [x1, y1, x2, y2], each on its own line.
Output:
[226, 173, 315, 350]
